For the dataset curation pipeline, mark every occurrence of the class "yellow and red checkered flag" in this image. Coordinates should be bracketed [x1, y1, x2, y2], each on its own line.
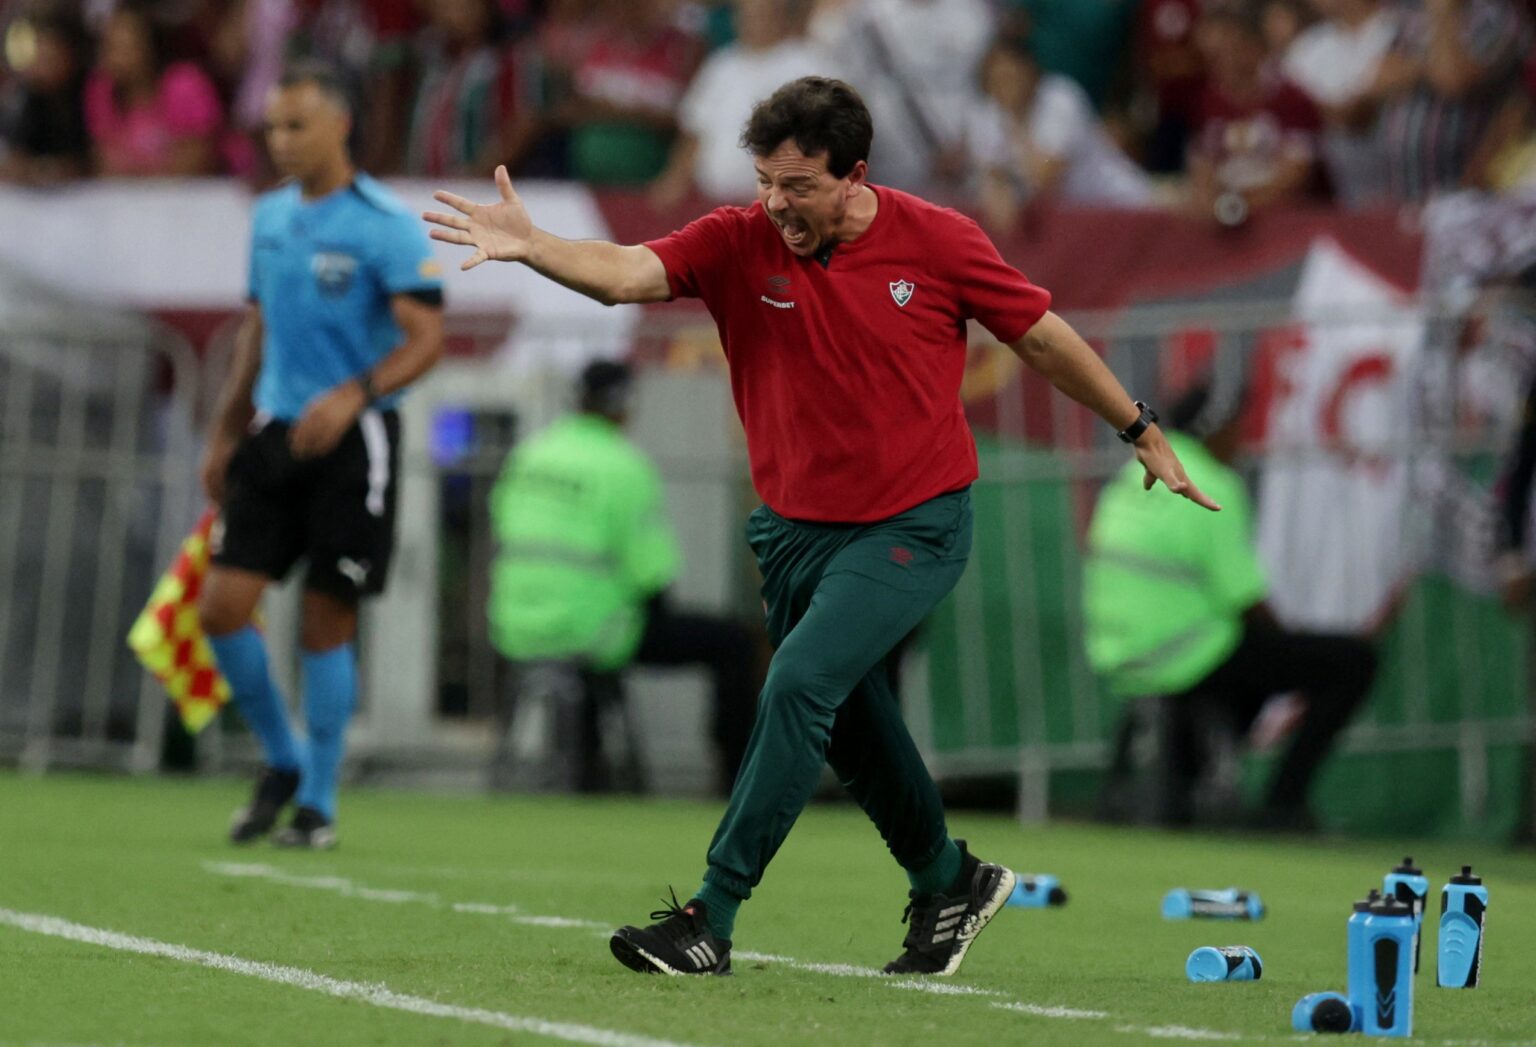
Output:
[127, 508, 230, 733]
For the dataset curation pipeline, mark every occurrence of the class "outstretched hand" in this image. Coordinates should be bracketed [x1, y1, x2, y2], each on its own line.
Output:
[1134, 427, 1221, 511]
[423, 165, 532, 271]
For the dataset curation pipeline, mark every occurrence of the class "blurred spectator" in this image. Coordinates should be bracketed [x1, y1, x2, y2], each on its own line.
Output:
[1133, 0, 1205, 174]
[967, 36, 1153, 226]
[561, 0, 703, 186]
[649, 0, 823, 206]
[404, 0, 539, 177]
[1468, 53, 1536, 191]
[1368, 0, 1532, 203]
[488, 361, 758, 795]
[1281, 0, 1397, 207]
[84, 4, 224, 175]
[282, 0, 422, 174]
[0, 11, 90, 184]
[1259, 0, 1311, 53]
[1186, 1, 1322, 224]
[807, 0, 993, 190]
[1085, 380, 1376, 830]
[518, 0, 598, 177]
[1004, 0, 1138, 110]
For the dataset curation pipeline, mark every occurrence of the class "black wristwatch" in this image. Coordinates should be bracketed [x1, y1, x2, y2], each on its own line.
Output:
[356, 370, 380, 406]
[1117, 401, 1158, 444]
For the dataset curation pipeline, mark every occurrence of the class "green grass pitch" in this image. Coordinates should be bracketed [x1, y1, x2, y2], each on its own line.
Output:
[3, 771, 1534, 1045]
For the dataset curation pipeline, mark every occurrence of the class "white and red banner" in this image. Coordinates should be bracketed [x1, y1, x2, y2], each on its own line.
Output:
[1255, 238, 1424, 631]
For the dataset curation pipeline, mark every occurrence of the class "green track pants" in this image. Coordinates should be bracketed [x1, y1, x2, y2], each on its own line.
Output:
[702, 487, 974, 901]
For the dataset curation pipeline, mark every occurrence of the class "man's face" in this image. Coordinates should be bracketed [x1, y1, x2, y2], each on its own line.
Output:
[754, 140, 866, 257]
[264, 82, 350, 180]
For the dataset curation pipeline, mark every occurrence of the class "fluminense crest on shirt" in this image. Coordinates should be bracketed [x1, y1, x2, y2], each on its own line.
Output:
[889, 279, 915, 307]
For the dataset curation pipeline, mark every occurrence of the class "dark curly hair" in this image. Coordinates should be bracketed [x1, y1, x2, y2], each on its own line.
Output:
[739, 77, 873, 179]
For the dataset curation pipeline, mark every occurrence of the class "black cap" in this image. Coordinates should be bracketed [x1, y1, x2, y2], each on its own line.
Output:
[1449, 865, 1482, 886]
[1392, 856, 1422, 876]
[1368, 895, 1412, 917]
[1353, 888, 1381, 912]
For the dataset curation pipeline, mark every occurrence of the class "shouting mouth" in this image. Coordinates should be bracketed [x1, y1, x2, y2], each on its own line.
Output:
[773, 217, 810, 250]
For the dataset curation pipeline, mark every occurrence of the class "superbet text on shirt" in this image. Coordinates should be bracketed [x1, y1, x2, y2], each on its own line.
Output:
[646, 185, 1051, 523]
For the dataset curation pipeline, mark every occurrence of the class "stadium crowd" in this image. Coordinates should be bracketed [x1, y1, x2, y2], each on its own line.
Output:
[2, 0, 1533, 223]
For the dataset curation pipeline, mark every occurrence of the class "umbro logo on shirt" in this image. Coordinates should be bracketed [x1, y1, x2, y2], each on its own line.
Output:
[762, 274, 795, 309]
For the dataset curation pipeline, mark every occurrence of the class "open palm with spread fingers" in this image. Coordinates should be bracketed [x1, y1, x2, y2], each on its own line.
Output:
[423, 164, 531, 270]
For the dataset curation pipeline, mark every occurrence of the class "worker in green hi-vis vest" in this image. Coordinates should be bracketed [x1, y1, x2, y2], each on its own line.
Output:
[487, 361, 757, 794]
[1084, 378, 1377, 831]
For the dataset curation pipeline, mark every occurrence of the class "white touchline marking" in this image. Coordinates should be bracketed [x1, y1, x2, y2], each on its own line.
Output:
[0, 907, 694, 1047]
[887, 979, 1005, 998]
[453, 902, 520, 915]
[992, 1002, 1109, 1020]
[203, 863, 610, 930]
[733, 950, 882, 979]
[1117, 1025, 1242, 1041]
[196, 863, 1261, 1041]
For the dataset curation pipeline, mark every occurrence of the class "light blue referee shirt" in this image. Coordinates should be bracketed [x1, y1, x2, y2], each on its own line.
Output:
[247, 173, 443, 421]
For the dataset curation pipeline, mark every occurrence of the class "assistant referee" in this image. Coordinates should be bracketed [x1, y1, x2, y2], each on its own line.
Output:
[199, 61, 444, 849]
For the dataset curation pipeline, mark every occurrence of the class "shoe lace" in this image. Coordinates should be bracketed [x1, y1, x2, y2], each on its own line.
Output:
[898, 894, 940, 951]
[647, 887, 701, 944]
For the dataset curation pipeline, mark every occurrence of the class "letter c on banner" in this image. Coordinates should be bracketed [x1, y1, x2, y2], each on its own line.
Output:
[1321, 353, 1394, 464]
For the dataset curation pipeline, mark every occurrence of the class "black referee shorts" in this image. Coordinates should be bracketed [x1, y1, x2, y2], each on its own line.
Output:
[211, 410, 401, 603]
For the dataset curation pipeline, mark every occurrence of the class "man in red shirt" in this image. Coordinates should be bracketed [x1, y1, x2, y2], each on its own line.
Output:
[426, 77, 1216, 978]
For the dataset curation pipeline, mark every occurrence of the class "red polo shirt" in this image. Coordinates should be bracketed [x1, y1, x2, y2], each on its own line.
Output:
[644, 185, 1051, 522]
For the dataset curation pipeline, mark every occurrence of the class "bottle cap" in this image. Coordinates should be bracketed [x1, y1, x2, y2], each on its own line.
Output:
[1391, 856, 1422, 876]
[1353, 888, 1381, 912]
[1449, 864, 1482, 886]
[1368, 895, 1412, 917]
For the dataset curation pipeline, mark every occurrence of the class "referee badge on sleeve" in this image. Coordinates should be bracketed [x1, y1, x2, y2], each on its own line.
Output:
[889, 280, 915, 307]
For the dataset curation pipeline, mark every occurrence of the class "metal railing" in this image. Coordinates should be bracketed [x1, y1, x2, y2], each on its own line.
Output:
[2, 297, 1530, 833]
[0, 310, 203, 772]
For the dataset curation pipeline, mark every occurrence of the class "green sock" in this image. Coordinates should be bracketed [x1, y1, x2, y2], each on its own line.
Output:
[907, 837, 962, 897]
[693, 881, 740, 942]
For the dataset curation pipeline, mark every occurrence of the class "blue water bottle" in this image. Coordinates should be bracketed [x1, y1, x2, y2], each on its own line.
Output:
[1006, 873, 1067, 908]
[1161, 888, 1265, 920]
[1437, 865, 1488, 989]
[1291, 992, 1358, 1033]
[1348, 893, 1415, 1038]
[1345, 889, 1377, 1009]
[1185, 945, 1262, 982]
[1383, 856, 1429, 973]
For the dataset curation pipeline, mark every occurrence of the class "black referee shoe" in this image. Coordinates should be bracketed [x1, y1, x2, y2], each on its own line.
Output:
[228, 766, 300, 844]
[610, 891, 732, 976]
[882, 840, 1016, 977]
[272, 806, 337, 850]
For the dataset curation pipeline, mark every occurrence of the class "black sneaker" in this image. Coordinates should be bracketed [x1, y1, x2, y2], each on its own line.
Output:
[272, 805, 337, 850]
[610, 890, 732, 975]
[882, 840, 1016, 976]
[228, 766, 300, 844]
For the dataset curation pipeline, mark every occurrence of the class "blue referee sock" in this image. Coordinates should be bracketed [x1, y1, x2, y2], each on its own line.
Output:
[208, 626, 301, 772]
[295, 644, 357, 822]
